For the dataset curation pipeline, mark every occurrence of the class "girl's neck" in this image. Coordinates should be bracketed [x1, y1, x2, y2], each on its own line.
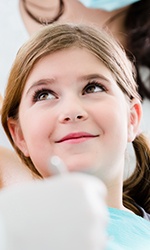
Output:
[106, 182, 133, 213]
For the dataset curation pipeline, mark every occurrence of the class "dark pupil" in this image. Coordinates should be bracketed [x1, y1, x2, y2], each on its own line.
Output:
[86, 85, 95, 93]
[39, 93, 48, 100]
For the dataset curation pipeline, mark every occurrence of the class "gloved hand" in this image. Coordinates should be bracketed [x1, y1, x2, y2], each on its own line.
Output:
[0, 173, 108, 250]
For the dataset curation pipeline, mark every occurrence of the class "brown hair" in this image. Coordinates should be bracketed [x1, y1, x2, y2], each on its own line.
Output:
[125, 0, 150, 100]
[1, 23, 150, 215]
[104, 0, 150, 100]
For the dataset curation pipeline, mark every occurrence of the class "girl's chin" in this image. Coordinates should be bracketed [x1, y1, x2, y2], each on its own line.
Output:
[67, 162, 100, 174]
[48, 154, 101, 174]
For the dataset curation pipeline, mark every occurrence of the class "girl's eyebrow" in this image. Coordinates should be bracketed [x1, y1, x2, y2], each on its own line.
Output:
[26, 78, 55, 95]
[79, 74, 112, 83]
[26, 74, 112, 96]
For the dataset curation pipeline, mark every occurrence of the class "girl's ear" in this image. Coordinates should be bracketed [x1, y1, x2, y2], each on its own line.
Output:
[128, 98, 142, 142]
[8, 118, 29, 157]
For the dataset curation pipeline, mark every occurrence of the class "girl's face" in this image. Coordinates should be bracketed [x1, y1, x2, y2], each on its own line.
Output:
[9, 48, 141, 183]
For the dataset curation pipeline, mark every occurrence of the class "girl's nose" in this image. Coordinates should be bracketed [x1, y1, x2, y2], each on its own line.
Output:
[62, 114, 87, 123]
[58, 101, 88, 124]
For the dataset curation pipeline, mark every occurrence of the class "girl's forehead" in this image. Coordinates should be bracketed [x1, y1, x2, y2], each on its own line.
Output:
[32, 47, 109, 70]
[25, 47, 114, 83]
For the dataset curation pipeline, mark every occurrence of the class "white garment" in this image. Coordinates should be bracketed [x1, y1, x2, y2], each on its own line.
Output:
[140, 66, 150, 137]
[141, 98, 150, 137]
[0, 213, 6, 250]
[0, 173, 108, 250]
[0, 0, 29, 148]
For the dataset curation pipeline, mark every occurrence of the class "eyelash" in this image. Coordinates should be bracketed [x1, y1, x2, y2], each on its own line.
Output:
[32, 81, 106, 103]
[82, 81, 107, 94]
[32, 88, 56, 103]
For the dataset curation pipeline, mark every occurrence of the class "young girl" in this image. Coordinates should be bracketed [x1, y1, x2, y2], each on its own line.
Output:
[1, 23, 150, 248]
[0, 0, 149, 188]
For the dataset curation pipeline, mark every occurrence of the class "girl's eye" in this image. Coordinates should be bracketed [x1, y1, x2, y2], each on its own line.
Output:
[32, 88, 56, 102]
[83, 81, 106, 95]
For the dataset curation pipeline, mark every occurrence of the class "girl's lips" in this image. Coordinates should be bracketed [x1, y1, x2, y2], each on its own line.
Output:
[56, 132, 99, 143]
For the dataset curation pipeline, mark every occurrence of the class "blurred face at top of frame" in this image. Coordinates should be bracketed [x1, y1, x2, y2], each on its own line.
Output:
[12, 47, 135, 181]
